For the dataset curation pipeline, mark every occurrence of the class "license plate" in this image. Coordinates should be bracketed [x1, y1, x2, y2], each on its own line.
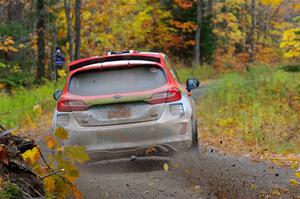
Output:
[107, 105, 131, 119]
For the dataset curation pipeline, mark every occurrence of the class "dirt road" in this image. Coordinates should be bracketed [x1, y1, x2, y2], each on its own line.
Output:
[76, 88, 300, 199]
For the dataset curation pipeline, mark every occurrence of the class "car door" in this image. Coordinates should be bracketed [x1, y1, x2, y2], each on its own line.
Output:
[164, 56, 196, 118]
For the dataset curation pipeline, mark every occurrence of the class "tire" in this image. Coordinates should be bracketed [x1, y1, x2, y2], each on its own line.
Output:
[191, 120, 199, 153]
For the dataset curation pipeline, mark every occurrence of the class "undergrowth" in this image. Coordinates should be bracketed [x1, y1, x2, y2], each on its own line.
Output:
[197, 66, 300, 154]
[177, 64, 217, 82]
[0, 80, 63, 128]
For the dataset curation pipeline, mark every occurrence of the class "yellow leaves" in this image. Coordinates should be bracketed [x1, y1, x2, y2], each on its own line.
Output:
[58, 69, 67, 78]
[22, 147, 41, 165]
[24, 113, 36, 129]
[280, 28, 300, 58]
[0, 36, 19, 53]
[171, 21, 197, 33]
[290, 179, 299, 186]
[218, 118, 234, 127]
[82, 11, 92, 20]
[33, 104, 42, 115]
[260, 0, 283, 7]
[290, 161, 298, 170]
[163, 163, 169, 172]
[271, 188, 281, 196]
[54, 127, 68, 140]
[295, 172, 300, 179]
[213, 12, 242, 44]
[3, 37, 15, 45]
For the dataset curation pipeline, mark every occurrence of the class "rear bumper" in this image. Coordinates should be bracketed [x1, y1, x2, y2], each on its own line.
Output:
[62, 114, 193, 161]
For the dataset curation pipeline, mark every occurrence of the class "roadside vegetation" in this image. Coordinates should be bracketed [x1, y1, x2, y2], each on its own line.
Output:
[0, 81, 61, 128]
[194, 66, 300, 160]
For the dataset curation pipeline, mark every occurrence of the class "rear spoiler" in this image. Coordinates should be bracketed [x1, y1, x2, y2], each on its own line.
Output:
[68, 55, 162, 72]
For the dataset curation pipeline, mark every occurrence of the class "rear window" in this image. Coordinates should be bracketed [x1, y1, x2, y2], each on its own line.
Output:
[68, 65, 167, 96]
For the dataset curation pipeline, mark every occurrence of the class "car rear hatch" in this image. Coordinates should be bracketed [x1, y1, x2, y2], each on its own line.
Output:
[61, 64, 175, 126]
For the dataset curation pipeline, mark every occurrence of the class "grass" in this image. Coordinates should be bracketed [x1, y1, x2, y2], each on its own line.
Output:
[177, 64, 217, 82]
[0, 81, 63, 128]
[197, 66, 300, 154]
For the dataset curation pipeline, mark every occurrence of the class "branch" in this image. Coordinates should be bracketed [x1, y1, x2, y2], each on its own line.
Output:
[41, 169, 65, 180]
[37, 146, 52, 170]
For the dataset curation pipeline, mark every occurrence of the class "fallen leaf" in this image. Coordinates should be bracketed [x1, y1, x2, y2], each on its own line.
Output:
[295, 172, 300, 179]
[271, 188, 281, 196]
[25, 113, 36, 129]
[163, 163, 169, 172]
[290, 162, 298, 170]
[290, 179, 299, 186]
[194, 185, 203, 193]
[33, 104, 42, 115]
[250, 183, 256, 189]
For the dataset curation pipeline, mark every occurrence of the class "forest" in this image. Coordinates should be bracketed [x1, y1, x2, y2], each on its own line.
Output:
[0, 0, 300, 198]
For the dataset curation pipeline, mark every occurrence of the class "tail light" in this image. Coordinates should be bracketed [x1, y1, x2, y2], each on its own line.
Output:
[57, 98, 90, 112]
[148, 88, 182, 104]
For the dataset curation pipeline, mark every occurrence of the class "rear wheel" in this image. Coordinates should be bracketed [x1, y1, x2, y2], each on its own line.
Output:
[191, 120, 199, 153]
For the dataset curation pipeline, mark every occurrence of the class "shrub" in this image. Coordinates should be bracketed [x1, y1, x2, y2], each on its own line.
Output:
[197, 66, 300, 153]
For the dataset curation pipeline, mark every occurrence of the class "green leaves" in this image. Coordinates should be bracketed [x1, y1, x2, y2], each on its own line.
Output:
[64, 146, 89, 164]
[54, 127, 68, 140]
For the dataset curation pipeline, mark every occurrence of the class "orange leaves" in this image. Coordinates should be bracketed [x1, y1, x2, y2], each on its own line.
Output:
[0, 146, 9, 165]
[171, 20, 197, 33]
[0, 36, 18, 53]
[175, 0, 193, 9]
[44, 135, 58, 149]
[44, 177, 55, 193]
[71, 185, 82, 199]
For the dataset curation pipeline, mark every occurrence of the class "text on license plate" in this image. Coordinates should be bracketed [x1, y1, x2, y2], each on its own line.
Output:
[107, 106, 131, 119]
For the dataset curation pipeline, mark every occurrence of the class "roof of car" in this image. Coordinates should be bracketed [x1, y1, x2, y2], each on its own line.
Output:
[67, 51, 165, 72]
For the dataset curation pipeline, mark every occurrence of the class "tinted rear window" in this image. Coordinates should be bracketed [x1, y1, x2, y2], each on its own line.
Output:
[68, 65, 167, 96]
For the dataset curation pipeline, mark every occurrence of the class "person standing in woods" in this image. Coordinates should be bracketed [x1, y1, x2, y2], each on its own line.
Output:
[54, 47, 65, 80]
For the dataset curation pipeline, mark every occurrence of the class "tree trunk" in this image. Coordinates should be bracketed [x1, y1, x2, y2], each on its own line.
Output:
[249, 0, 256, 62]
[207, 0, 213, 17]
[64, 0, 73, 61]
[194, 0, 203, 66]
[36, 0, 46, 83]
[74, 0, 81, 60]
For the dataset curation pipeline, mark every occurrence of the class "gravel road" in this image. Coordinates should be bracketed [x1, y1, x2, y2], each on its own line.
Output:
[76, 88, 300, 199]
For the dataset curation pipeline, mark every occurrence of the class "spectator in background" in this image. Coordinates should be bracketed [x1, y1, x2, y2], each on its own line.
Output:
[54, 47, 66, 80]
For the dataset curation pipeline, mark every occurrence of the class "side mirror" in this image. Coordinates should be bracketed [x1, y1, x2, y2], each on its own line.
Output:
[186, 78, 200, 92]
[53, 90, 63, 101]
